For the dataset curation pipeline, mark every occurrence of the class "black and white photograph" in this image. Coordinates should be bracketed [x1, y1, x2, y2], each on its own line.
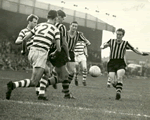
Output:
[0, 0, 150, 119]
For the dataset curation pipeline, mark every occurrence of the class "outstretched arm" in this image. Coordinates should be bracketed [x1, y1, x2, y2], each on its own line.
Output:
[100, 42, 109, 49]
[15, 37, 23, 45]
[132, 48, 149, 56]
[126, 41, 149, 56]
[100, 39, 111, 49]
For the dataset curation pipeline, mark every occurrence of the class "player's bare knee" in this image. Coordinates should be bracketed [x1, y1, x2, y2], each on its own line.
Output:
[109, 72, 116, 81]
[117, 69, 125, 78]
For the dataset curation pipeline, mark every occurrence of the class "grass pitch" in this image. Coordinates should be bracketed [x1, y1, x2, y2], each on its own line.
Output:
[0, 70, 150, 120]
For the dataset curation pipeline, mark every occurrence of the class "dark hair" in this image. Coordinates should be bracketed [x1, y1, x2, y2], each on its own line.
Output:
[70, 21, 78, 25]
[57, 10, 66, 18]
[116, 28, 125, 36]
[27, 14, 39, 22]
[47, 10, 57, 19]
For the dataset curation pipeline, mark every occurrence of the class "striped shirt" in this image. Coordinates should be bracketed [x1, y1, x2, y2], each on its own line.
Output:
[67, 31, 90, 51]
[31, 22, 60, 51]
[55, 23, 67, 45]
[74, 41, 86, 55]
[18, 28, 33, 49]
[107, 39, 134, 59]
[49, 23, 67, 50]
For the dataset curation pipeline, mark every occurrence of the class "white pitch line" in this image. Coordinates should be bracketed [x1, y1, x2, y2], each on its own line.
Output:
[1, 99, 150, 118]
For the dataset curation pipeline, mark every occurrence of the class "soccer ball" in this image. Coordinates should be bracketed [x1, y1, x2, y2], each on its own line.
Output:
[89, 65, 101, 77]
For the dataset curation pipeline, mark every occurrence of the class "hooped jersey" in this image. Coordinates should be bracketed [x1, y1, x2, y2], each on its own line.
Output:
[74, 41, 86, 55]
[31, 22, 60, 51]
[18, 28, 34, 49]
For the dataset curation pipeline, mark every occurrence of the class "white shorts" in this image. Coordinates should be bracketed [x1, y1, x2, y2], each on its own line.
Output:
[75, 54, 86, 63]
[28, 47, 48, 69]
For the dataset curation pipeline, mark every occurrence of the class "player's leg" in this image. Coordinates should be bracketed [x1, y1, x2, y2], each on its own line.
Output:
[108, 72, 116, 85]
[58, 65, 75, 99]
[37, 64, 52, 100]
[37, 68, 59, 98]
[45, 62, 58, 89]
[115, 69, 125, 100]
[46, 62, 58, 89]
[32, 49, 50, 100]
[107, 60, 118, 88]
[106, 61, 111, 87]
[74, 54, 80, 86]
[74, 61, 79, 86]
[43, 64, 75, 99]
[41, 52, 68, 94]
[107, 76, 111, 88]
[51, 67, 58, 89]
[35, 66, 58, 100]
[6, 66, 45, 100]
[67, 62, 76, 83]
[6, 48, 49, 100]
[66, 51, 76, 84]
[107, 74, 117, 87]
[80, 55, 87, 86]
[51, 49, 75, 98]
[40, 66, 65, 93]
[35, 62, 55, 96]
[6, 48, 41, 100]
[45, 67, 58, 87]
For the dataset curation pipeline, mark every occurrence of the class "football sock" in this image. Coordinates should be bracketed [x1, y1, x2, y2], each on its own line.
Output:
[75, 73, 78, 81]
[35, 81, 40, 93]
[38, 76, 58, 95]
[62, 80, 70, 96]
[39, 77, 48, 96]
[82, 70, 87, 81]
[116, 81, 123, 93]
[13, 79, 33, 89]
[68, 74, 74, 84]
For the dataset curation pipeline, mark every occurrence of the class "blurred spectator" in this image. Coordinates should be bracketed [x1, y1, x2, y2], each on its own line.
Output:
[0, 32, 31, 71]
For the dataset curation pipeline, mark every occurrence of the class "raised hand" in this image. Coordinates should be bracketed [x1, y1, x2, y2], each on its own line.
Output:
[142, 52, 149, 56]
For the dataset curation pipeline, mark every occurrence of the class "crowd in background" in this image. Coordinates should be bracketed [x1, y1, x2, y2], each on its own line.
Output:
[0, 33, 30, 71]
[0, 32, 102, 71]
[0, 32, 150, 77]
[88, 49, 101, 63]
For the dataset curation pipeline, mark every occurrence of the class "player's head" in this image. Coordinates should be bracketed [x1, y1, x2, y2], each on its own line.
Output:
[70, 21, 78, 32]
[27, 14, 39, 29]
[116, 28, 125, 40]
[57, 10, 66, 23]
[47, 10, 58, 23]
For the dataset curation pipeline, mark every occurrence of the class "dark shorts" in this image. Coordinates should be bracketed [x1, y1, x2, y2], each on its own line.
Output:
[69, 51, 75, 62]
[107, 59, 126, 73]
[48, 47, 68, 68]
